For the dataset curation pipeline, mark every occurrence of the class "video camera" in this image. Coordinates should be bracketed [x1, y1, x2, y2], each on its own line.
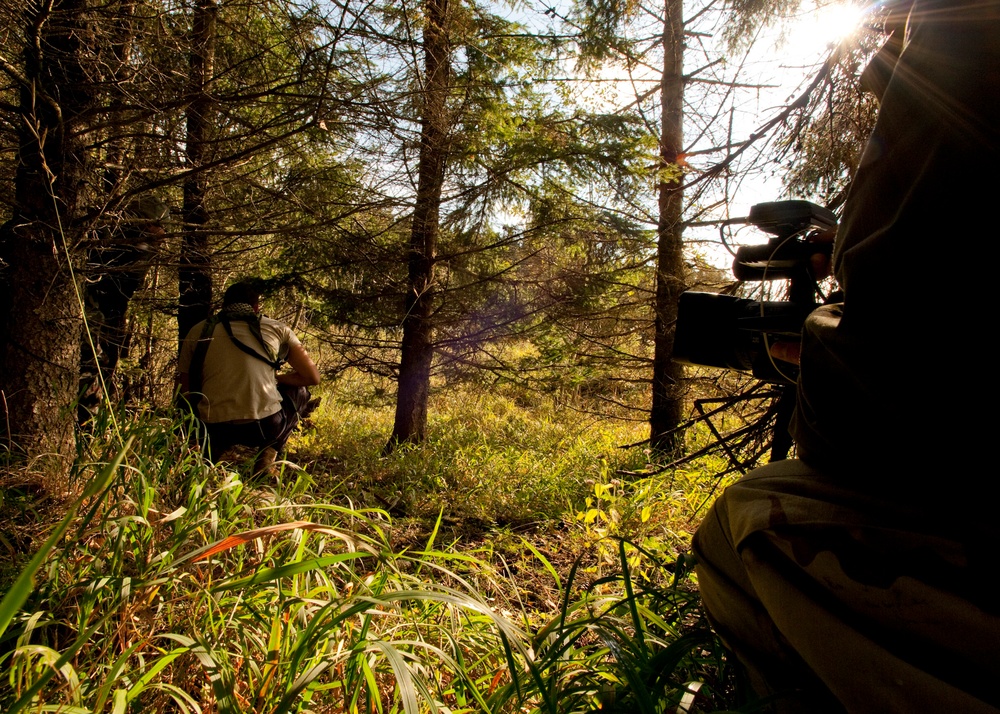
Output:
[673, 200, 838, 385]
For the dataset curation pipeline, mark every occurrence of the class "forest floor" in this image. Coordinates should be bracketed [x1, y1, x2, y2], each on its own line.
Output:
[0, 376, 759, 712]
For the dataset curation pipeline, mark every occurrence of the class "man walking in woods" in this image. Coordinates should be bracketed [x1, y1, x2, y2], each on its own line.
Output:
[693, 0, 1000, 711]
[178, 280, 320, 475]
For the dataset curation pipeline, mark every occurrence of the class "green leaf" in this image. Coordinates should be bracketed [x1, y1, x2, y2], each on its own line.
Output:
[0, 439, 131, 641]
[211, 552, 368, 592]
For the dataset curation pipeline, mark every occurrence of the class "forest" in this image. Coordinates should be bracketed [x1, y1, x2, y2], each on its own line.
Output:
[0, 0, 880, 710]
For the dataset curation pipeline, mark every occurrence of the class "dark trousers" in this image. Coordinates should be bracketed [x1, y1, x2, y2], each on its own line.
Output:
[693, 459, 1000, 713]
[202, 385, 311, 461]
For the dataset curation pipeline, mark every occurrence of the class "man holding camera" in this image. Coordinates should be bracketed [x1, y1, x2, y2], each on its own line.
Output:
[178, 281, 320, 475]
[693, 0, 1000, 710]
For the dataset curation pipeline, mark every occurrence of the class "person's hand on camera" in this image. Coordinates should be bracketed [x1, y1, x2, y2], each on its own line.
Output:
[770, 226, 836, 366]
[769, 340, 801, 365]
[808, 226, 836, 279]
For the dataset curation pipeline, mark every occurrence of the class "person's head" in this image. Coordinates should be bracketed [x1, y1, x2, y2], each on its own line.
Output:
[222, 280, 265, 312]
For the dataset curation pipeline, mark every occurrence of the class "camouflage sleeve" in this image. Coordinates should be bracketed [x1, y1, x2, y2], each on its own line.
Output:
[693, 459, 1000, 712]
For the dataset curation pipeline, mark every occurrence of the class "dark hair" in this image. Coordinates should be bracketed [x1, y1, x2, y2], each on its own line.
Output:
[222, 280, 264, 307]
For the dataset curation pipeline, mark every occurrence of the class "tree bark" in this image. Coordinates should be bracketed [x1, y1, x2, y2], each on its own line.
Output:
[178, 0, 218, 342]
[387, 0, 451, 448]
[649, 0, 687, 455]
[0, 0, 99, 471]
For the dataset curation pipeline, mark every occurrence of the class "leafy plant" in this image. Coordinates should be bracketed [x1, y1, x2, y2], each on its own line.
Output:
[487, 539, 747, 714]
[0, 392, 752, 713]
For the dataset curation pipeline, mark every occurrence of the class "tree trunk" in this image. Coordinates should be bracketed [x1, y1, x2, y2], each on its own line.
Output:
[178, 0, 218, 342]
[387, 0, 450, 448]
[0, 0, 99, 472]
[649, 0, 687, 455]
[77, 0, 139, 416]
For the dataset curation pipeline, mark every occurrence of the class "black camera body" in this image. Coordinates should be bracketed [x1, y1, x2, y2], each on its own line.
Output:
[673, 200, 837, 384]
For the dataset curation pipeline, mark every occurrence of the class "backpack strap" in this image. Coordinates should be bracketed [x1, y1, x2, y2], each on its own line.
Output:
[187, 316, 219, 400]
[219, 316, 282, 369]
[187, 313, 283, 401]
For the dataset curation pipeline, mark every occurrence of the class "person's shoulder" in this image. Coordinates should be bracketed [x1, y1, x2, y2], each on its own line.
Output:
[183, 319, 210, 342]
[260, 315, 299, 341]
[259, 315, 291, 330]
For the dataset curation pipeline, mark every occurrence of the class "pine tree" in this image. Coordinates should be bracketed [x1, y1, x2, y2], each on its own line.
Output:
[1, 0, 105, 471]
[568, 0, 820, 456]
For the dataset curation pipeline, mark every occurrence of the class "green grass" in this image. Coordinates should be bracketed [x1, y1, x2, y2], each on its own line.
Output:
[0, 381, 754, 713]
[294, 376, 670, 524]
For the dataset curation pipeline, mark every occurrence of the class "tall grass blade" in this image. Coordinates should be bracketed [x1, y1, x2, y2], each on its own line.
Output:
[618, 539, 649, 661]
[0, 439, 131, 640]
[7, 614, 112, 714]
[92, 640, 143, 712]
[371, 639, 423, 714]
[520, 537, 562, 590]
[124, 644, 195, 705]
[414, 508, 444, 577]
[212, 552, 369, 592]
[180, 520, 366, 564]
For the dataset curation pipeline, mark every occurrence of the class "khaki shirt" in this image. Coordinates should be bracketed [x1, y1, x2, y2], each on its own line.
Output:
[179, 316, 300, 423]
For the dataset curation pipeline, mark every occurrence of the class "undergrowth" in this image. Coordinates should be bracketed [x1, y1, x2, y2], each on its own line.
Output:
[0, 385, 754, 713]
[292, 376, 723, 527]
